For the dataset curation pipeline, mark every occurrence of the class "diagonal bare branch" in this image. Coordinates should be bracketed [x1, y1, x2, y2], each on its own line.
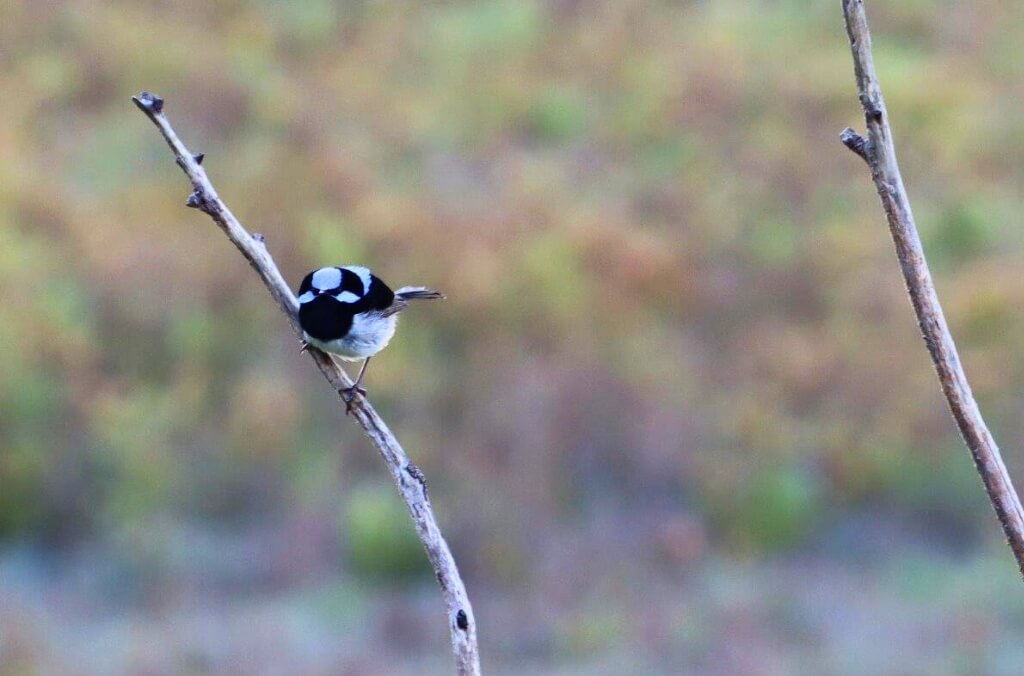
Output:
[132, 91, 481, 673]
[839, 1, 1024, 577]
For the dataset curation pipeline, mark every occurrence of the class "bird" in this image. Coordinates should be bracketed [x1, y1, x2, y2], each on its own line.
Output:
[296, 265, 444, 411]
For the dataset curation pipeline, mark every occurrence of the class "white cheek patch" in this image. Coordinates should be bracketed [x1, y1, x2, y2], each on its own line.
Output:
[342, 265, 373, 295]
[311, 267, 342, 291]
[334, 291, 361, 304]
[298, 291, 316, 304]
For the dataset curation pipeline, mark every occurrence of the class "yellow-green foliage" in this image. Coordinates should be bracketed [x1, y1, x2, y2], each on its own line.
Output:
[344, 482, 427, 582]
[3, 0, 1024, 567]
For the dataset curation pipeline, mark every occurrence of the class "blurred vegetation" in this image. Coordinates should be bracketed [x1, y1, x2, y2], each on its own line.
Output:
[4, 0, 1024, 672]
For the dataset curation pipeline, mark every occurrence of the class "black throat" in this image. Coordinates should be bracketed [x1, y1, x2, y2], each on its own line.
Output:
[298, 295, 355, 341]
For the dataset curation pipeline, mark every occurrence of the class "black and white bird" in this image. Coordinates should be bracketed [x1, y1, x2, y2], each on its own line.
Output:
[296, 265, 444, 407]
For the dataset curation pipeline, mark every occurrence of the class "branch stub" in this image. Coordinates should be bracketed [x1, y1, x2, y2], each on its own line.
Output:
[132, 91, 164, 114]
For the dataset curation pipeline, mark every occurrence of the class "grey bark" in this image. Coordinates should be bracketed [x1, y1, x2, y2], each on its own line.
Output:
[133, 91, 481, 673]
[839, 1, 1024, 577]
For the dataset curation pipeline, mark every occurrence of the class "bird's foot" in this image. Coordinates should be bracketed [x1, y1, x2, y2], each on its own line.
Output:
[299, 340, 311, 353]
[341, 384, 367, 414]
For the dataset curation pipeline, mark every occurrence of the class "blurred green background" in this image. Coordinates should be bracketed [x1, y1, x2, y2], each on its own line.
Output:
[4, 0, 1024, 673]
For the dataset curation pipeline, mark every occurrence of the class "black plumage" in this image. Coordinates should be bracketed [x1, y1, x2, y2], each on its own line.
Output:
[296, 265, 443, 411]
[297, 267, 395, 342]
[299, 294, 355, 341]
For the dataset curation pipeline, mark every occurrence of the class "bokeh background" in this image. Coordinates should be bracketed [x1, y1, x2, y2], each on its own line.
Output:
[4, 0, 1024, 673]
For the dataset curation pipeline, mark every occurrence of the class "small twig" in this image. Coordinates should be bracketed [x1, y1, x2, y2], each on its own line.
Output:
[132, 91, 481, 673]
[839, 1, 1024, 577]
[839, 127, 869, 165]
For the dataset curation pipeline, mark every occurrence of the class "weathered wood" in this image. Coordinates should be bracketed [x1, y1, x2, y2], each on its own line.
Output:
[133, 91, 481, 673]
[839, 1, 1024, 577]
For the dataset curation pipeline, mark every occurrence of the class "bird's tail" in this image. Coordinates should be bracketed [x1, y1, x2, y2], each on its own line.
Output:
[395, 286, 446, 301]
[378, 286, 445, 318]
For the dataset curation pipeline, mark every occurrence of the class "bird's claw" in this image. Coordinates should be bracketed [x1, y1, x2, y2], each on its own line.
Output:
[299, 340, 310, 354]
[341, 384, 367, 414]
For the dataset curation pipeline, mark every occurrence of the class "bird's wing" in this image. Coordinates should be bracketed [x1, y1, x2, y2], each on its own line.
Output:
[375, 286, 444, 318]
[377, 298, 410, 318]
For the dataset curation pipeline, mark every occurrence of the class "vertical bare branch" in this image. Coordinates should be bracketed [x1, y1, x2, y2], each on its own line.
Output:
[839, 1, 1024, 576]
[132, 92, 481, 673]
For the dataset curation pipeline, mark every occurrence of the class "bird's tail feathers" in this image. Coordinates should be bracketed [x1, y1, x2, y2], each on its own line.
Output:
[395, 286, 446, 301]
[377, 286, 445, 318]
